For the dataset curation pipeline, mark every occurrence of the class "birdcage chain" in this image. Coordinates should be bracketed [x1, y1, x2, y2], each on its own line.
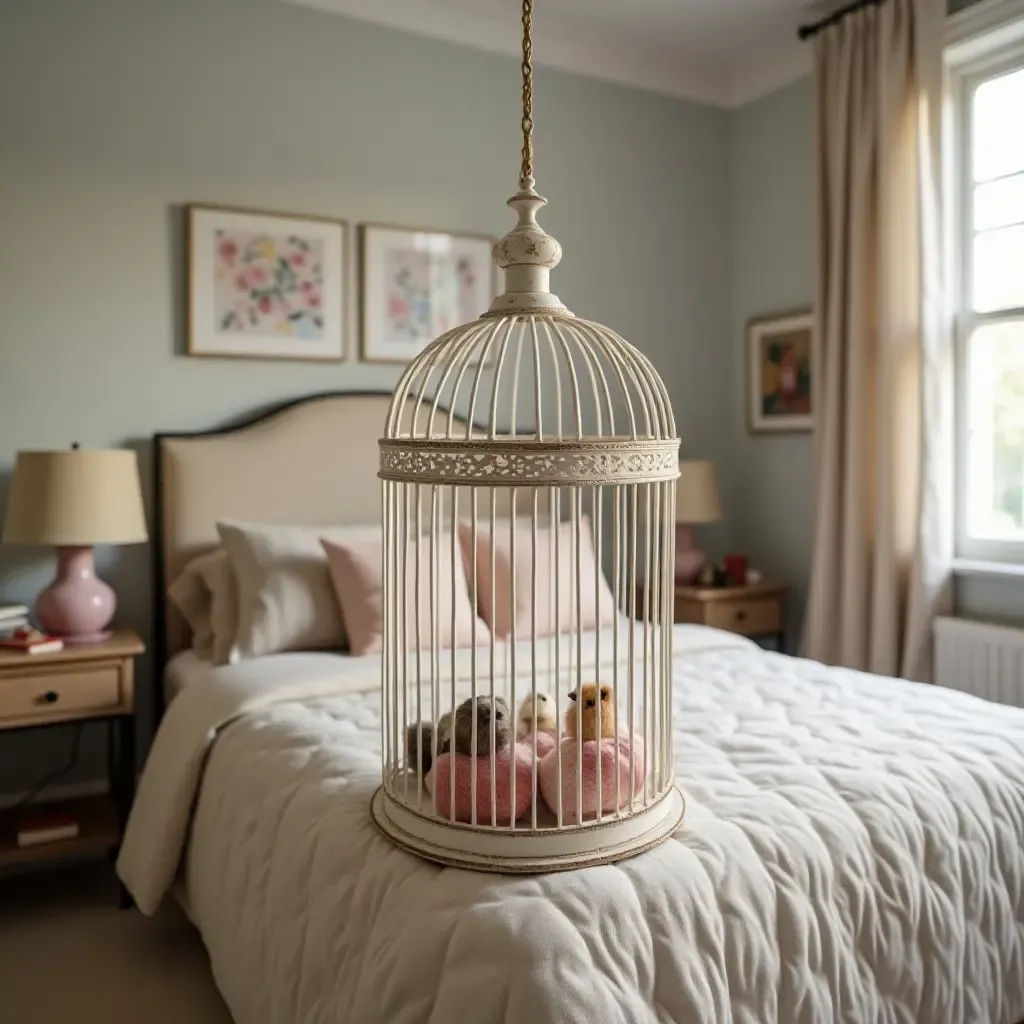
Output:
[520, 0, 534, 189]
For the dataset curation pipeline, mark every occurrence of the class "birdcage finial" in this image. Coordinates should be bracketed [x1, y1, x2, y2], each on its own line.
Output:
[486, 0, 570, 318]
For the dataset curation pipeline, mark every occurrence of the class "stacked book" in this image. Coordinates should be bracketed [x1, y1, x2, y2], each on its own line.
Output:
[0, 608, 64, 654]
[0, 604, 29, 635]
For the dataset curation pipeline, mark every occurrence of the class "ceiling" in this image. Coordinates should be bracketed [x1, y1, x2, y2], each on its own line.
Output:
[280, 0, 827, 107]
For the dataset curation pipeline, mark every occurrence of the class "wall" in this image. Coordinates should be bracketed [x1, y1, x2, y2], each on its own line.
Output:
[0, 0, 731, 796]
[727, 79, 817, 641]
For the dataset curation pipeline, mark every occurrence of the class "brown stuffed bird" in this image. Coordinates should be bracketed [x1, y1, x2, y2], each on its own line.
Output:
[565, 683, 615, 742]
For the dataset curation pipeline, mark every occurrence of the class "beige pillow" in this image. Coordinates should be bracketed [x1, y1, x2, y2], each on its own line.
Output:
[321, 533, 489, 656]
[167, 550, 221, 659]
[196, 550, 239, 666]
[217, 521, 365, 659]
[458, 515, 618, 639]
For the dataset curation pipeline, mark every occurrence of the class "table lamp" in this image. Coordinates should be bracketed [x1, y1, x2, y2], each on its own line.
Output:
[2, 447, 148, 644]
[675, 459, 721, 584]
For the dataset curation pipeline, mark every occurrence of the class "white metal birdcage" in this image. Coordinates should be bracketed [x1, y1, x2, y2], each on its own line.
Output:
[370, 0, 683, 872]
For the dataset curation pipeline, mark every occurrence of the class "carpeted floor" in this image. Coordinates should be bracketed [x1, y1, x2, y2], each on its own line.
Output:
[0, 861, 231, 1023]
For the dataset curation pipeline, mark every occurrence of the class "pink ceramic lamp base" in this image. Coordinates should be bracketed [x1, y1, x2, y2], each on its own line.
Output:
[35, 546, 116, 645]
[674, 523, 707, 585]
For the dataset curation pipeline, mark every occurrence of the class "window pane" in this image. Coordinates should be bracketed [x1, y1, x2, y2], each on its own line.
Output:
[972, 67, 1024, 183]
[974, 172, 1024, 231]
[972, 224, 1024, 312]
[966, 321, 1024, 542]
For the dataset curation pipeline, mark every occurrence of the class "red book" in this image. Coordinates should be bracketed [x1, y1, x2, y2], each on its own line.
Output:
[0, 627, 64, 655]
[13, 807, 80, 847]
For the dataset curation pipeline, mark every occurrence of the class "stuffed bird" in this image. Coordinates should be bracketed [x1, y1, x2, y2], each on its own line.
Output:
[516, 692, 557, 739]
[565, 683, 615, 742]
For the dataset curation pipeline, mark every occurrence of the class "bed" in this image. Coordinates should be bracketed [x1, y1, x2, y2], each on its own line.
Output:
[118, 391, 1024, 1024]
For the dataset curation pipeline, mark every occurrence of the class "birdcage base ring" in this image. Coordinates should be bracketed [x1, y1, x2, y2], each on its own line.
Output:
[370, 786, 686, 873]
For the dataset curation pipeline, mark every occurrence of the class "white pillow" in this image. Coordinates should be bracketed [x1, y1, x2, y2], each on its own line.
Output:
[167, 549, 239, 665]
[167, 550, 220, 659]
[198, 550, 239, 666]
[216, 521, 374, 659]
[458, 515, 619, 639]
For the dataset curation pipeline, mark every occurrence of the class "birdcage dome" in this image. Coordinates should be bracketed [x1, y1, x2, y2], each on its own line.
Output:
[382, 187, 676, 454]
[370, 2, 682, 871]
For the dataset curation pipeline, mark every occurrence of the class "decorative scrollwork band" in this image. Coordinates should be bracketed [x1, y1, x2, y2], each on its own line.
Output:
[379, 438, 681, 486]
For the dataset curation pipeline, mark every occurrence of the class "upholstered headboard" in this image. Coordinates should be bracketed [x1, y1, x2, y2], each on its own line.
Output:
[152, 392, 393, 702]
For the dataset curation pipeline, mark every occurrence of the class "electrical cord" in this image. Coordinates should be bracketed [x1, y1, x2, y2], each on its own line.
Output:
[7, 723, 84, 812]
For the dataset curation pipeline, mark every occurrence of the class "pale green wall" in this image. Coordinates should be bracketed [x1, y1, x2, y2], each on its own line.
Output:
[0, 0, 731, 794]
[727, 79, 817, 640]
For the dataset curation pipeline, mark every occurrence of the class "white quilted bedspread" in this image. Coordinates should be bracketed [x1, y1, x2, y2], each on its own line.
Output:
[120, 628, 1024, 1024]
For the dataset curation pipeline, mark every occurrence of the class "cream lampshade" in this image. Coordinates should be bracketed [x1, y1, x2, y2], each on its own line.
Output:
[675, 459, 721, 583]
[2, 448, 148, 644]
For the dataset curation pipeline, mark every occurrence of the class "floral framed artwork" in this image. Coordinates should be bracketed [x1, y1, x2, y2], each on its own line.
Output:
[360, 223, 497, 364]
[747, 310, 815, 433]
[187, 204, 347, 362]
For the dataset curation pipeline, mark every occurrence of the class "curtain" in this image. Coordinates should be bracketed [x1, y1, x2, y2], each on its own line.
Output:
[801, 0, 953, 680]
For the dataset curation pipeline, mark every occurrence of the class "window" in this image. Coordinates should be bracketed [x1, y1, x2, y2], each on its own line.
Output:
[949, 27, 1024, 563]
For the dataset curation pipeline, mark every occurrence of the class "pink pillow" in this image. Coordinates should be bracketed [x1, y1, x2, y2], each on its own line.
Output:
[430, 743, 535, 825]
[321, 533, 489, 656]
[458, 515, 618, 639]
[538, 733, 645, 820]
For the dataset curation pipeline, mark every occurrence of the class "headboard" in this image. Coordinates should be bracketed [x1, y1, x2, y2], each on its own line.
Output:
[152, 392, 395, 712]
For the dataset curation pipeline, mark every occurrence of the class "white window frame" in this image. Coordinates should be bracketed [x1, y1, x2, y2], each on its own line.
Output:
[946, 3, 1024, 565]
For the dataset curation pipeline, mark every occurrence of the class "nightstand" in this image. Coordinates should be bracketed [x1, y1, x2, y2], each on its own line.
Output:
[0, 630, 144, 904]
[672, 583, 786, 650]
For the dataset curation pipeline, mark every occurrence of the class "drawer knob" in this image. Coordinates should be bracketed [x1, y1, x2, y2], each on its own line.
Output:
[734, 610, 747, 622]
[43, 690, 60, 704]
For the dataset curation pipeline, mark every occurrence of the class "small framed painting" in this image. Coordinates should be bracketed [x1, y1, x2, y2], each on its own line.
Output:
[360, 223, 496, 364]
[187, 204, 347, 362]
[747, 310, 815, 433]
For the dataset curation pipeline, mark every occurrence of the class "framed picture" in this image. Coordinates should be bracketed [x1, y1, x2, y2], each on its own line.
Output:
[187, 204, 347, 362]
[360, 223, 496, 364]
[747, 310, 815, 433]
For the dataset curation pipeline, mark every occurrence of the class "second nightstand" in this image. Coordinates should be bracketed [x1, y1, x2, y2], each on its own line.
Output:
[0, 630, 144, 903]
[673, 582, 786, 650]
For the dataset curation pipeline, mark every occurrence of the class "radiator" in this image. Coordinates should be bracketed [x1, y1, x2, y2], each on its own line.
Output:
[933, 616, 1024, 708]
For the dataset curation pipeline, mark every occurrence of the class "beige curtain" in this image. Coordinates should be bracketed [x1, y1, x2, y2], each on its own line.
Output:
[801, 0, 953, 680]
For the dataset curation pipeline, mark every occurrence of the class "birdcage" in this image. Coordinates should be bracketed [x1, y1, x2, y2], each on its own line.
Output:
[369, 0, 683, 872]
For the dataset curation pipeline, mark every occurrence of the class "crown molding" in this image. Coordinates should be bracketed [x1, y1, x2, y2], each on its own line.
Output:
[727, 43, 812, 108]
[279, 0, 732, 107]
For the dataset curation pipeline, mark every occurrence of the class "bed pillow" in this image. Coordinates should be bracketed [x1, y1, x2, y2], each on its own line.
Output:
[321, 532, 490, 657]
[217, 521, 367, 660]
[458, 515, 618, 639]
[167, 550, 222, 659]
[196, 549, 240, 666]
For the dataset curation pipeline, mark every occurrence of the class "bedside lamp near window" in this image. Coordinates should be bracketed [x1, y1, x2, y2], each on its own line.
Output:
[2, 447, 148, 644]
[675, 459, 722, 584]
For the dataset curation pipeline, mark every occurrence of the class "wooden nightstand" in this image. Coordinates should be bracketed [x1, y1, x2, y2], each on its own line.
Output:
[672, 583, 786, 650]
[0, 630, 144, 903]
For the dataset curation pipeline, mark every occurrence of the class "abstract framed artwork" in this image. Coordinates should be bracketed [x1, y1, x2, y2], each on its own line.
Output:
[747, 310, 815, 433]
[187, 204, 347, 362]
[359, 223, 497, 364]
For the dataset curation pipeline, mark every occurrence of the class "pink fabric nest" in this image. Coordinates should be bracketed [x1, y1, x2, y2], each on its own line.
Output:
[430, 743, 536, 825]
[538, 733, 645, 819]
[518, 728, 559, 760]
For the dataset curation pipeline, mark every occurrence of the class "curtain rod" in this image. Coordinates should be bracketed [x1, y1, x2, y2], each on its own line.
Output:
[797, 0, 887, 40]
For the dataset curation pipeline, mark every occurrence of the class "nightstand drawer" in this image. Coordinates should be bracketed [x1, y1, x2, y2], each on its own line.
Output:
[0, 664, 122, 722]
[703, 598, 781, 636]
